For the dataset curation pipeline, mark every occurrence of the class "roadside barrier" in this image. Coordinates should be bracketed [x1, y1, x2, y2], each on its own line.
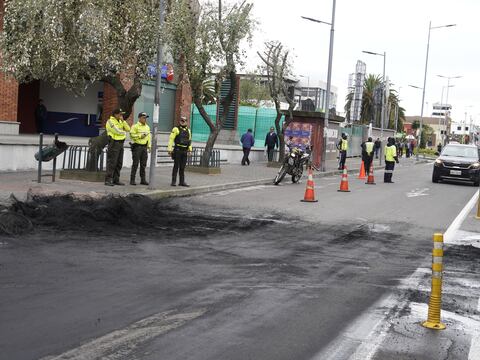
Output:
[337, 167, 350, 192]
[357, 161, 366, 179]
[422, 233, 446, 330]
[366, 163, 376, 185]
[301, 167, 318, 203]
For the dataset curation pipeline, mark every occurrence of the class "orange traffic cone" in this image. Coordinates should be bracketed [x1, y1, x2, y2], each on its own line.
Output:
[366, 162, 376, 185]
[301, 167, 318, 202]
[357, 161, 366, 179]
[338, 166, 351, 192]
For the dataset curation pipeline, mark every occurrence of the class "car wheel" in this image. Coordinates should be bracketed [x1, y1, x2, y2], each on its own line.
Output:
[432, 170, 439, 183]
[474, 179, 479, 187]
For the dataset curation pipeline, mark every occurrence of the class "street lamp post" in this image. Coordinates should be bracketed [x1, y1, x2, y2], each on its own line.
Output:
[416, 21, 456, 160]
[301, 0, 336, 172]
[438, 74, 462, 145]
[362, 50, 386, 165]
[148, 0, 166, 190]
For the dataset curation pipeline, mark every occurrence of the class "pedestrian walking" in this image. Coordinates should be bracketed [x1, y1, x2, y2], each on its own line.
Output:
[264, 126, 279, 162]
[405, 141, 410, 157]
[437, 143, 442, 154]
[337, 133, 348, 170]
[105, 108, 130, 186]
[129, 112, 151, 186]
[361, 137, 375, 176]
[35, 99, 48, 133]
[374, 138, 381, 159]
[384, 137, 399, 183]
[168, 116, 192, 187]
[240, 129, 255, 166]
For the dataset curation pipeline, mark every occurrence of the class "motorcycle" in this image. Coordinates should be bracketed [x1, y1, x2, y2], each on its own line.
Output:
[273, 145, 312, 185]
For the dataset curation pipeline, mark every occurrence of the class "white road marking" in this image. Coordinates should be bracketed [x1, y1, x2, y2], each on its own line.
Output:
[406, 188, 430, 198]
[469, 298, 480, 360]
[444, 190, 479, 244]
[40, 309, 205, 360]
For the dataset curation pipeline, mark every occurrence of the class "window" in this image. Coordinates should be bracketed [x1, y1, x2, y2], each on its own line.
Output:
[457, 126, 462, 131]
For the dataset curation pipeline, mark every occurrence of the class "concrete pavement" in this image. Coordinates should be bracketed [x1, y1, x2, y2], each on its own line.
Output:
[0, 156, 418, 204]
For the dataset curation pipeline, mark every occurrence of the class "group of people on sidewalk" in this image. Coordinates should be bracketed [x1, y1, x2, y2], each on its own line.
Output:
[104, 109, 192, 187]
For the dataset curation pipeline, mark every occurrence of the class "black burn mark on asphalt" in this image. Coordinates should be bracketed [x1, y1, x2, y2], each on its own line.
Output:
[0, 194, 275, 239]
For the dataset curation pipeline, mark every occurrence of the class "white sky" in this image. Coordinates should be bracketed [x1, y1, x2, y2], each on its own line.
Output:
[239, 0, 480, 125]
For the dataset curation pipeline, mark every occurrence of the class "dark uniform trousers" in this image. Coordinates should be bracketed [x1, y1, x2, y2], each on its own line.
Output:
[130, 143, 148, 182]
[106, 139, 124, 183]
[339, 150, 347, 170]
[364, 155, 373, 175]
[384, 161, 395, 182]
[172, 147, 188, 184]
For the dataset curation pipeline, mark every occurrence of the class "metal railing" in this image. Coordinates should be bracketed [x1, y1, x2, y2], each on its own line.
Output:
[62, 146, 106, 172]
[187, 147, 221, 168]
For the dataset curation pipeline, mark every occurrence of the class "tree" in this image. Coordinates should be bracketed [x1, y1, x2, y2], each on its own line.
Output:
[165, 0, 255, 167]
[239, 74, 270, 107]
[257, 41, 295, 162]
[1, 0, 162, 119]
[412, 120, 433, 148]
[344, 74, 405, 131]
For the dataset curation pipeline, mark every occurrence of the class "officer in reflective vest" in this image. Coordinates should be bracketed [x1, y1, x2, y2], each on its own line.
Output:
[337, 133, 348, 170]
[361, 137, 375, 176]
[105, 108, 130, 186]
[168, 116, 192, 187]
[384, 137, 399, 183]
[129, 112, 151, 186]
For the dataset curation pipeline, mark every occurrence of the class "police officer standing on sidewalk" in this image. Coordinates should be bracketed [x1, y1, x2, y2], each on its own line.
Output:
[105, 108, 130, 186]
[168, 116, 192, 187]
[337, 133, 348, 170]
[129, 112, 151, 186]
[361, 137, 375, 176]
[384, 137, 399, 183]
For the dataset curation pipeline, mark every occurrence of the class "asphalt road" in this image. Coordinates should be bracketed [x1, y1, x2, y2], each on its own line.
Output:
[0, 159, 478, 360]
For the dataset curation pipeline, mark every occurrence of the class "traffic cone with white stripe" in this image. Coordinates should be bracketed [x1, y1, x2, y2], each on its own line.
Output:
[301, 167, 318, 202]
[366, 162, 376, 185]
[338, 166, 351, 192]
[357, 161, 366, 179]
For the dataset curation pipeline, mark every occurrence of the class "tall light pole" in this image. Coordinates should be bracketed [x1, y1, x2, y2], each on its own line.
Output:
[362, 50, 386, 165]
[148, 0, 165, 190]
[416, 21, 456, 160]
[438, 74, 462, 145]
[301, 0, 336, 172]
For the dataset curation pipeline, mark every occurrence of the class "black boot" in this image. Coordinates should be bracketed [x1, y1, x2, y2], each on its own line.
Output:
[140, 179, 149, 185]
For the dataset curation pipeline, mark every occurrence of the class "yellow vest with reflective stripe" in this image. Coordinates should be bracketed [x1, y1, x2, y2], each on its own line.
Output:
[106, 116, 130, 141]
[365, 142, 374, 155]
[341, 139, 348, 151]
[385, 145, 397, 162]
[130, 122, 151, 148]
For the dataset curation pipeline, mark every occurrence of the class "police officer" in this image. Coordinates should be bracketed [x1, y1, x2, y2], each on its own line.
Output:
[361, 137, 375, 176]
[105, 108, 130, 186]
[337, 133, 348, 170]
[384, 137, 399, 183]
[129, 112, 151, 186]
[168, 116, 192, 187]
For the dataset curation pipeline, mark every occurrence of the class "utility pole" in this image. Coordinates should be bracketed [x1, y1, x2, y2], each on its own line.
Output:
[148, 0, 165, 190]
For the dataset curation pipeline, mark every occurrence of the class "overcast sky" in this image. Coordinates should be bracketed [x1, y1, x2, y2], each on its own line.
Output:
[239, 0, 479, 125]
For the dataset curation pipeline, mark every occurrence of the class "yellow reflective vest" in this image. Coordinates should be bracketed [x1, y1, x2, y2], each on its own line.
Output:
[385, 145, 397, 162]
[130, 122, 151, 149]
[168, 126, 192, 152]
[341, 139, 348, 151]
[106, 116, 130, 141]
[365, 141, 374, 155]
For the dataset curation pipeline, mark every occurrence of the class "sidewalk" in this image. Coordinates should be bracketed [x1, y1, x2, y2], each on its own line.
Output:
[0, 156, 420, 204]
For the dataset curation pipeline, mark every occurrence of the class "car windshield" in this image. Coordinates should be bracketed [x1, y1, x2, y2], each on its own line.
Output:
[441, 145, 478, 158]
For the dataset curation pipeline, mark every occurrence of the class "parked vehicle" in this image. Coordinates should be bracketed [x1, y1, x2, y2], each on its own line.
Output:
[432, 144, 480, 186]
[274, 146, 312, 185]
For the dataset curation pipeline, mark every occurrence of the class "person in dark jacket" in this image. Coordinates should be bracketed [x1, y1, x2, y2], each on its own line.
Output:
[240, 129, 255, 165]
[264, 127, 279, 162]
[35, 99, 48, 133]
[374, 138, 381, 158]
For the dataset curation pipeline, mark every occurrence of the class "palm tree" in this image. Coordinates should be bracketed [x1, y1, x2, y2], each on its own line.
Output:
[345, 74, 405, 130]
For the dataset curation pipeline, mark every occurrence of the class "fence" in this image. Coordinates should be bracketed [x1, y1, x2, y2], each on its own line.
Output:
[191, 105, 284, 146]
[62, 146, 106, 172]
[187, 147, 221, 168]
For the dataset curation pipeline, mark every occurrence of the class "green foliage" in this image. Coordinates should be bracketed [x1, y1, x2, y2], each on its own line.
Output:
[1, 0, 160, 94]
[239, 76, 270, 106]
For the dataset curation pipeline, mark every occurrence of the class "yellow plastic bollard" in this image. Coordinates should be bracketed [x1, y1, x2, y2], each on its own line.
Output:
[476, 192, 480, 219]
[422, 233, 446, 330]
